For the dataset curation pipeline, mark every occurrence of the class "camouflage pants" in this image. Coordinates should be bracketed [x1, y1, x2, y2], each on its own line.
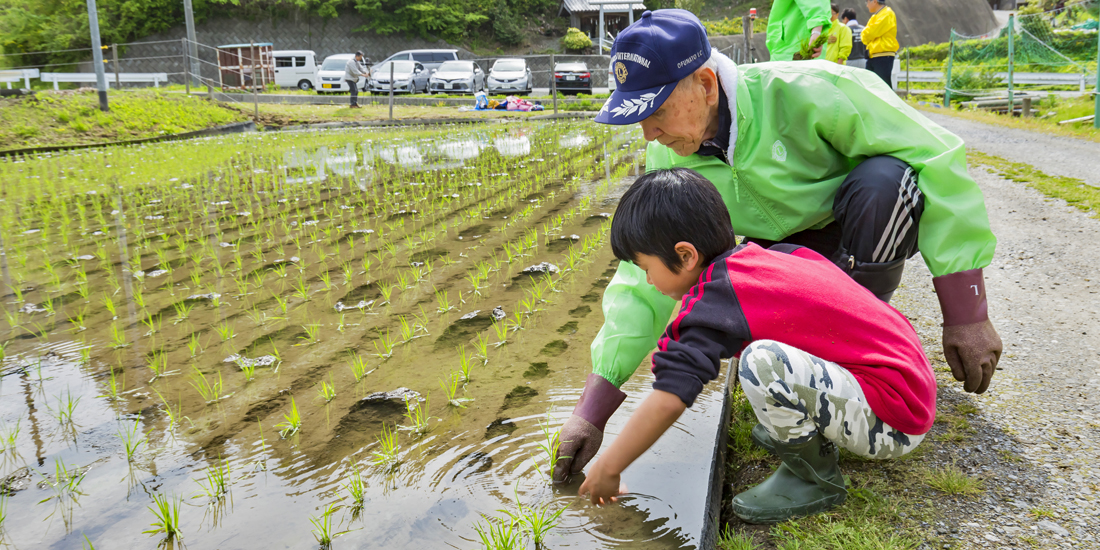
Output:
[738, 340, 925, 459]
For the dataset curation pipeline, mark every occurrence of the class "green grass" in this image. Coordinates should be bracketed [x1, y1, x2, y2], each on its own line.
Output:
[912, 95, 1100, 144]
[968, 150, 1100, 217]
[718, 525, 760, 549]
[920, 464, 983, 496]
[0, 90, 246, 149]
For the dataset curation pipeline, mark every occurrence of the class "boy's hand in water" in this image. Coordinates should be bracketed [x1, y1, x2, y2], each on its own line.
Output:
[578, 460, 627, 505]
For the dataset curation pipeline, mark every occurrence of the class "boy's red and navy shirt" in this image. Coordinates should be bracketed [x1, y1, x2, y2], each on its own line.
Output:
[653, 242, 936, 436]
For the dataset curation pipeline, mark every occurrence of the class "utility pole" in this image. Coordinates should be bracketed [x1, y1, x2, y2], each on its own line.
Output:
[1007, 13, 1015, 116]
[183, 0, 201, 87]
[1094, 24, 1099, 129]
[86, 0, 109, 111]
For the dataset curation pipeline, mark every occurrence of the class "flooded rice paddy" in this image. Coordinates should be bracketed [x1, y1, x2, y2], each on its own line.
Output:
[0, 121, 727, 549]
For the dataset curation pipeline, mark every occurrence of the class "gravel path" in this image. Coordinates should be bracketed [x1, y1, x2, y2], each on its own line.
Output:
[921, 111, 1100, 187]
[891, 119, 1100, 548]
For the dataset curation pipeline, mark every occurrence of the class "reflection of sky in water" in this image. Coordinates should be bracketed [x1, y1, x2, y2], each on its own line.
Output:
[493, 136, 531, 157]
[438, 140, 481, 160]
[378, 145, 424, 167]
[559, 133, 592, 149]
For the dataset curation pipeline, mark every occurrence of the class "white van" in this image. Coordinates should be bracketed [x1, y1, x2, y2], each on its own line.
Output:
[273, 50, 318, 91]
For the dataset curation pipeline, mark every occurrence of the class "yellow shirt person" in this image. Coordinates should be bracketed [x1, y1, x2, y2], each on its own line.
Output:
[861, 2, 898, 57]
[824, 5, 852, 64]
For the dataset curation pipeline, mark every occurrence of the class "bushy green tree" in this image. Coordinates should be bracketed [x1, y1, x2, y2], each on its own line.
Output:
[492, 0, 525, 46]
[561, 27, 591, 51]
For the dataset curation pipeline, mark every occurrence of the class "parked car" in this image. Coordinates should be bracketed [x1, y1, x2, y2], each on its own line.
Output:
[380, 49, 459, 74]
[553, 62, 592, 94]
[487, 58, 532, 95]
[273, 50, 318, 91]
[368, 60, 431, 94]
[429, 60, 485, 94]
[316, 53, 366, 93]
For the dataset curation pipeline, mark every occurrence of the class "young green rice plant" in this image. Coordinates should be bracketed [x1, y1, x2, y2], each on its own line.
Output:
[474, 333, 490, 365]
[238, 357, 257, 382]
[152, 388, 183, 430]
[360, 256, 372, 278]
[102, 368, 125, 401]
[0, 417, 21, 455]
[377, 283, 396, 306]
[498, 487, 568, 547]
[509, 310, 526, 334]
[194, 457, 231, 501]
[172, 301, 194, 324]
[38, 457, 86, 503]
[190, 366, 227, 404]
[187, 333, 203, 357]
[318, 375, 336, 403]
[49, 389, 81, 427]
[465, 271, 484, 296]
[402, 394, 432, 436]
[341, 261, 355, 284]
[273, 293, 290, 315]
[143, 492, 183, 541]
[343, 463, 367, 512]
[101, 292, 117, 318]
[310, 502, 351, 548]
[67, 308, 87, 333]
[298, 323, 321, 346]
[371, 422, 400, 472]
[189, 268, 204, 288]
[434, 287, 454, 313]
[118, 416, 146, 462]
[398, 315, 418, 343]
[108, 323, 131, 349]
[457, 344, 474, 383]
[347, 354, 373, 382]
[491, 320, 509, 348]
[132, 287, 146, 311]
[534, 414, 566, 484]
[140, 312, 162, 335]
[439, 372, 473, 408]
[272, 263, 288, 279]
[276, 396, 302, 438]
[147, 353, 175, 382]
[473, 517, 523, 550]
[215, 320, 235, 341]
[319, 270, 333, 291]
[373, 329, 397, 360]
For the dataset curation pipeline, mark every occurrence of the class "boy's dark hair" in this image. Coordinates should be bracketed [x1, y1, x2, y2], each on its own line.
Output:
[831, 3, 839, 12]
[841, 8, 858, 21]
[610, 168, 736, 273]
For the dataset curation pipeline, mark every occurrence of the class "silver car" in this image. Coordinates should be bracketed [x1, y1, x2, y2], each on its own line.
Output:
[487, 58, 532, 95]
[429, 61, 485, 94]
[368, 60, 431, 94]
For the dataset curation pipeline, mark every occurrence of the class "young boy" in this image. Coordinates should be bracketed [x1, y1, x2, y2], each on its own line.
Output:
[577, 168, 936, 523]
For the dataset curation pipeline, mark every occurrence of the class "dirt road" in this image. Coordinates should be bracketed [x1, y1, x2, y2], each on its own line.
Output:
[897, 113, 1100, 549]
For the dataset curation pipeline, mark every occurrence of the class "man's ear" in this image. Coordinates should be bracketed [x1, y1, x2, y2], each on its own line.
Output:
[674, 242, 701, 271]
[696, 66, 720, 107]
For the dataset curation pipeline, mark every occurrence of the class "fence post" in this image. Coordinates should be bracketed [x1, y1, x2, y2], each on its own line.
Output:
[550, 54, 558, 115]
[251, 41, 258, 119]
[1094, 23, 1099, 129]
[943, 31, 955, 108]
[112, 44, 120, 89]
[388, 62, 395, 121]
[905, 47, 910, 97]
[1007, 13, 1015, 115]
[182, 38, 190, 95]
[86, 0, 109, 111]
[743, 15, 752, 62]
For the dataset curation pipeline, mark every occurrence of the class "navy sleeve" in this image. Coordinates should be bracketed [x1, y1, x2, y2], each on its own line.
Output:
[652, 261, 751, 407]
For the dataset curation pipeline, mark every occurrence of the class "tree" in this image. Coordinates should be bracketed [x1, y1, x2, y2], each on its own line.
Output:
[561, 27, 591, 51]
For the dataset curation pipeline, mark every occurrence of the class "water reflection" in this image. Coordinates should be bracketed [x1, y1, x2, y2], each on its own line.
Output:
[493, 136, 531, 157]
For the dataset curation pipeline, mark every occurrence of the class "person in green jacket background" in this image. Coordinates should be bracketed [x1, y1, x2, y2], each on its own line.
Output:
[556, 9, 1003, 485]
[765, 0, 833, 61]
[824, 3, 853, 64]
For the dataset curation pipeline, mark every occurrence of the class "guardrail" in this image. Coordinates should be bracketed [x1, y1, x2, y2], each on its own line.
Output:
[40, 72, 169, 90]
[0, 69, 40, 89]
[890, 59, 1094, 92]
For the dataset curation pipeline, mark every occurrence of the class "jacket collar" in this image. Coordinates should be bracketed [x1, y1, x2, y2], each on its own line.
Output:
[710, 49, 741, 161]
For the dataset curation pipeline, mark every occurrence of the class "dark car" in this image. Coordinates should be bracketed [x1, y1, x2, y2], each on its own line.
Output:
[553, 62, 592, 94]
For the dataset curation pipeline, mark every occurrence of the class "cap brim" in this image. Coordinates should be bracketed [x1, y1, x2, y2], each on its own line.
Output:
[594, 82, 676, 125]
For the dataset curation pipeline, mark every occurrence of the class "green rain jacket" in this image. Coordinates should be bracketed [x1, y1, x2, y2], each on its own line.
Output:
[765, 0, 833, 61]
[590, 51, 997, 388]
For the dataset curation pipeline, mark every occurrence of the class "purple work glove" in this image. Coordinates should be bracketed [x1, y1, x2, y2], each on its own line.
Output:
[553, 373, 626, 483]
[934, 268, 1002, 394]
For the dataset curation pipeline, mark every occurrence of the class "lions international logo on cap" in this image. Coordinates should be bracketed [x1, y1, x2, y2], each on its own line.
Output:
[614, 62, 629, 84]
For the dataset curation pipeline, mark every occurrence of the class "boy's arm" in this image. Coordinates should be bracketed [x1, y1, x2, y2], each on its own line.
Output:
[578, 390, 686, 505]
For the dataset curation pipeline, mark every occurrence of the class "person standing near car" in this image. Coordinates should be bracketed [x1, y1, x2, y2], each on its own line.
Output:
[862, 0, 898, 86]
[344, 51, 368, 108]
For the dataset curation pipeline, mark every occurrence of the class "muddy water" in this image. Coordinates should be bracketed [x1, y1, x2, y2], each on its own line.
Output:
[0, 122, 725, 549]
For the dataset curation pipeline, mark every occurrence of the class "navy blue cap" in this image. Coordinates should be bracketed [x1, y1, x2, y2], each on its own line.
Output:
[596, 9, 712, 125]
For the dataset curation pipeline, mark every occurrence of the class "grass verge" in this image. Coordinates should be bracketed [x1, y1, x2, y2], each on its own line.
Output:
[0, 90, 247, 149]
[226, 102, 577, 127]
[967, 150, 1100, 218]
[910, 95, 1100, 144]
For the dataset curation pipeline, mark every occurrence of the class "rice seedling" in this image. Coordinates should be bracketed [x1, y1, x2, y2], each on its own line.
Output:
[143, 492, 183, 541]
[474, 333, 490, 365]
[118, 416, 146, 462]
[402, 394, 432, 435]
[434, 288, 454, 313]
[187, 333, 203, 357]
[38, 457, 86, 503]
[190, 366, 227, 404]
[194, 457, 231, 501]
[347, 354, 373, 382]
[373, 329, 397, 359]
[147, 353, 175, 382]
[498, 488, 568, 547]
[534, 414, 566, 484]
[341, 261, 355, 283]
[140, 312, 162, 335]
[272, 263, 288, 278]
[319, 270, 333, 291]
[398, 315, 418, 343]
[273, 293, 290, 315]
[215, 320, 235, 341]
[48, 389, 81, 426]
[152, 388, 183, 430]
[310, 502, 351, 548]
[318, 375, 336, 403]
[509, 311, 526, 333]
[276, 396, 302, 438]
[457, 345, 475, 383]
[0, 417, 21, 455]
[439, 373, 473, 408]
[172, 301, 194, 324]
[473, 517, 523, 550]
[66, 307, 87, 332]
[377, 283, 395, 306]
[101, 367, 126, 401]
[298, 323, 321, 345]
[491, 320, 509, 347]
[108, 323, 130, 349]
[343, 463, 367, 512]
[292, 276, 311, 302]
[371, 422, 400, 471]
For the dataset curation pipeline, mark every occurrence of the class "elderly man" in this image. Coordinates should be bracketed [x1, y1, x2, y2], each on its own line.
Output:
[556, 7, 1002, 504]
[344, 51, 368, 108]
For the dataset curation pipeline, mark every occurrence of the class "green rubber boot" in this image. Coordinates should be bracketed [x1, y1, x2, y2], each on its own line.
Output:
[750, 423, 777, 455]
[732, 433, 847, 524]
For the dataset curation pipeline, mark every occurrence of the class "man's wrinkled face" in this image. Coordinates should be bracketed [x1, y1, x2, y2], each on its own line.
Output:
[637, 72, 717, 157]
